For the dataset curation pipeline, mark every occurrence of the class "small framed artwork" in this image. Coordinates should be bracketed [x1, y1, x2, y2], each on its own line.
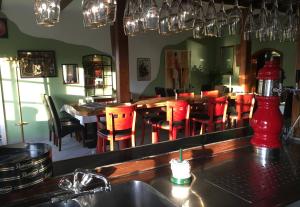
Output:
[18, 50, 57, 78]
[62, 64, 79, 84]
[0, 18, 8, 38]
[137, 58, 151, 81]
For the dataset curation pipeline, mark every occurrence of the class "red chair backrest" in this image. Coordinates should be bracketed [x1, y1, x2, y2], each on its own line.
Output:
[105, 104, 136, 131]
[242, 94, 254, 113]
[202, 90, 219, 98]
[166, 100, 190, 122]
[178, 92, 194, 98]
[207, 96, 228, 120]
[235, 93, 255, 118]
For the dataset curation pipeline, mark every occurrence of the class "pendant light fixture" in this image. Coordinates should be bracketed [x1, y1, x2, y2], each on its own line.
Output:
[34, 0, 61, 27]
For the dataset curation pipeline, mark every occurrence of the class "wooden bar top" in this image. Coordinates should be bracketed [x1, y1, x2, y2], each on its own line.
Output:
[1, 128, 252, 207]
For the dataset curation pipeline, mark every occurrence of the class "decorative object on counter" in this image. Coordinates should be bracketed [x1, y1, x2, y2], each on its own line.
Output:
[62, 64, 79, 84]
[170, 149, 191, 185]
[250, 61, 283, 158]
[137, 58, 151, 81]
[18, 50, 57, 78]
[34, 0, 60, 27]
[51, 168, 111, 203]
[0, 143, 52, 194]
[0, 18, 8, 38]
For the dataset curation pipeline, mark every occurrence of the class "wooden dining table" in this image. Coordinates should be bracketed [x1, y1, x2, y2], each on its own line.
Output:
[62, 95, 208, 118]
[61, 94, 234, 147]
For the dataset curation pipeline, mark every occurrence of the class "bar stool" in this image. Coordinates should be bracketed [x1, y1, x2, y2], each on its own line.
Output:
[96, 104, 136, 153]
[191, 96, 228, 135]
[151, 100, 190, 143]
[229, 94, 255, 127]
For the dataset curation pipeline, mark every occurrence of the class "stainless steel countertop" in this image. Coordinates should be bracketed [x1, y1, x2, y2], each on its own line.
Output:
[149, 145, 300, 207]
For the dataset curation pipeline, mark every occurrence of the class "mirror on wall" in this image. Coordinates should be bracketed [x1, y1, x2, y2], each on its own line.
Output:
[62, 64, 79, 84]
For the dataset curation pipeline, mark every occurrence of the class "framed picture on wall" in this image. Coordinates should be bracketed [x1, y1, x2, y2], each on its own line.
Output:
[17, 50, 57, 78]
[137, 58, 151, 81]
[62, 64, 79, 84]
[0, 18, 8, 38]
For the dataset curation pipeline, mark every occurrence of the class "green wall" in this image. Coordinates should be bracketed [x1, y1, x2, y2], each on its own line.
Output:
[0, 17, 105, 143]
[251, 39, 296, 86]
[142, 35, 240, 96]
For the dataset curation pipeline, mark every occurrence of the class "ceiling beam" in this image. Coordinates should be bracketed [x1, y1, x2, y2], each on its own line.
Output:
[60, 0, 73, 11]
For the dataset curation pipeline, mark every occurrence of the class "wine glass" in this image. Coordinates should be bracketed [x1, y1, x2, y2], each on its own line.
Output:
[179, 0, 195, 31]
[228, 0, 242, 35]
[168, 0, 181, 33]
[216, 1, 228, 37]
[283, 3, 294, 42]
[256, 0, 269, 42]
[293, 5, 300, 40]
[34, 0, 60, 27]
[104, 0, 117, 25]
[193, 0, 205, 39]
[243, 3, 256, 41]
[268, 0, 282, 41]
[143, 0, 159, 31]
[159, 0, 171, 35]
[82, 0, 107, 28]
[205, 0, 217, 37]
[133, 0, 145, 34]
[123, 0, 138, 36]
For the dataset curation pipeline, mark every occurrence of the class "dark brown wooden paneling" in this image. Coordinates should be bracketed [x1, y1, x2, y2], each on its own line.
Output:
[110, 0, 130, 102]
[238, 10, 252, 93]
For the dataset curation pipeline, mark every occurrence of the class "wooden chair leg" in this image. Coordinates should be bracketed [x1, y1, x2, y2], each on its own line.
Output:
[103, 138, 107, 152]
[141, 119, 146, 145]
[200, 123, 205, 135]
[171, 128, 177, 140]
[109, 138, 114, 151]
[49, 130, 52, 142]
[59, 137, 62, 151]
[192, 121, 195, 136]
[131, 135, 135, 147]
[151, 124, 159, 144]
[96, 136, 105, 153]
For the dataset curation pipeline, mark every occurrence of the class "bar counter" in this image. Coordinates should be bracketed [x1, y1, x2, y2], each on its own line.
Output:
[3, 127, 300, 206]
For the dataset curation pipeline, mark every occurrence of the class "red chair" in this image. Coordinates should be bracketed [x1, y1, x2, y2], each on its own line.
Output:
[96, 104, 136, 153]
[151, 100, 190, 143]
[178, 92, 195, 98]
[191, 96, 228, 135]
[230, 94, 255, 127]
[201, 90, 219, 98]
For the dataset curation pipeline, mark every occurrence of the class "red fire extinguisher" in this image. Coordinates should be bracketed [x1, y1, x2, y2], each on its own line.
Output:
[250, 61, 283, 152]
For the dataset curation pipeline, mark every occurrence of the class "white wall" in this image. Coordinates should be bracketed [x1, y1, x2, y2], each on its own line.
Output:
[2, 0, 200, 95]
[2, 0, 112, 55]
[128, 31, 192, 94]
